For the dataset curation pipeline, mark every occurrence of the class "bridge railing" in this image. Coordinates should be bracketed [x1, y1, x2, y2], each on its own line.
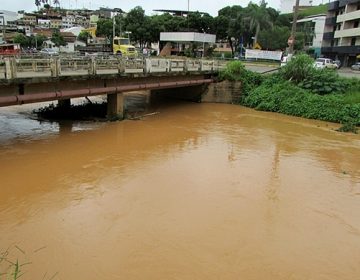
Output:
[122, 59, 145, 74]
[12, 58, 53, 78]
[59, 58, 92, 76]
[94, 57, 120, 75]
[0, 57, 222, 80]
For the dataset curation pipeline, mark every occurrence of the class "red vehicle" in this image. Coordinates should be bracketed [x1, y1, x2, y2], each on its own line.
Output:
[0, 43, 21, 56]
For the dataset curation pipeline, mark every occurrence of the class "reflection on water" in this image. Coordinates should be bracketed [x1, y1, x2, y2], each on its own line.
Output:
[0, 101, 360, 280]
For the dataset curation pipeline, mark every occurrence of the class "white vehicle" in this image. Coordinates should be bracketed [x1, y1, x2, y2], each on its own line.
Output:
[39, 48, 59, 56]
[314, 58, 338, 69]
[280, 54, 293, 67]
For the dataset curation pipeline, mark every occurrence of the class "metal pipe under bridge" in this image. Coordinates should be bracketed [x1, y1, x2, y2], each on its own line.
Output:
[0, 57, 226, 118]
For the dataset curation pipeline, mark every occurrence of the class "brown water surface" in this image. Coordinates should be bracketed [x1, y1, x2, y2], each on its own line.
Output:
[0, 102, 360, 280]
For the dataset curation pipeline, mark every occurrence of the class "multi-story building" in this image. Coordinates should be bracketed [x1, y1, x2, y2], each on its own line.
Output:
[50, 18, 62, 29]
[38, 18, 51, 28]
[322, 0, 360, 66]
[296, 15, 326, 57]
[22, 14, 37, 26]
[62, 14, 76, 28]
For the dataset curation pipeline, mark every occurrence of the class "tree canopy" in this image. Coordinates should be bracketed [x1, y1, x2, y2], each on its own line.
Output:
[94, 2, 317, 53]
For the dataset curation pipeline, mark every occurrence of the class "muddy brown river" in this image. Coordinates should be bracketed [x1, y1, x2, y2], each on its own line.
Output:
[0, 100, 360, 280]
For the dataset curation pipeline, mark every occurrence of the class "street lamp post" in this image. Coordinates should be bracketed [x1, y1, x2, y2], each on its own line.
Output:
[201, 28, 209, 58]
[125, 31, 131, 41]
[112, 15, 116, 39]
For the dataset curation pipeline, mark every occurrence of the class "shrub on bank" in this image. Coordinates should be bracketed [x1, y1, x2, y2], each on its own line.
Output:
[243, 80, 360, 127]
[220, 57, 360, 132]
[218, 61, 263, 98]
[279, 53, 315, 83]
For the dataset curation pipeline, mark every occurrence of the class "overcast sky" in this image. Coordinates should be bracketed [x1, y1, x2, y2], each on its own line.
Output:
[4, 0, 285, 16]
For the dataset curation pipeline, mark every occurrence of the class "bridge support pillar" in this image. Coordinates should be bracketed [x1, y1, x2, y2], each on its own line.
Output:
[107, 93, 124, 120]
[58, 98, 71, 108]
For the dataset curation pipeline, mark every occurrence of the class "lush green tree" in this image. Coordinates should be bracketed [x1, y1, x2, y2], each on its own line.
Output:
[13, 34, 30, 48]
[275, 14, 292, 28]
[51, 30, 66, 46]
[294, 32, 305, 50]
[30, 34, 47, 48]
[96, 19, 113, 40]
[123, 6, 147, 46]
[258, 26, 290, 50]
[245, 1, 272, 46]
[215, 5, 246, 55]
[187, 12, 214, 32]
[78, 31, 92, 43]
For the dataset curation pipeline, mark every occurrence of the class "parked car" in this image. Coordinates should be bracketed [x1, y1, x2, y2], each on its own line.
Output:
[39, 48, 59, 56]
[314, 58, 338, 69]
[334, 59, 341, 68]
[351, 62, 360, 71]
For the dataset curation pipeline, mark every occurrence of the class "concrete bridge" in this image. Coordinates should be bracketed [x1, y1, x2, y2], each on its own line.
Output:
[0, 56, 225, 118]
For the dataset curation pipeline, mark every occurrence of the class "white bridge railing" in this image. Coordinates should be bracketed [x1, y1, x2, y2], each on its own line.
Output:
[0, 57, 226, 80]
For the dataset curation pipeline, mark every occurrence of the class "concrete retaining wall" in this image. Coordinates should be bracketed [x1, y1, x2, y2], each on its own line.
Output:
[201, 80, 242, 104]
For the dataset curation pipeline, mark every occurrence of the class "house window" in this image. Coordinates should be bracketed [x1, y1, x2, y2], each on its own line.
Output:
[355, 21, 360, 28]
[351, 37, 356, 46]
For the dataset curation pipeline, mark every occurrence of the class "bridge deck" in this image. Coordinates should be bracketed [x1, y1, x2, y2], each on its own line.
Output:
[0, 57, 225, 107]
[0, 57, 225, 83]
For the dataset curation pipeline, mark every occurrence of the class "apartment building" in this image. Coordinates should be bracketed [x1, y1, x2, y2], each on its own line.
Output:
[322, 0, 360, 66]
[62, 14, 76, 28]
[297, 15, 326, 57]
[22, 14, 37, 26]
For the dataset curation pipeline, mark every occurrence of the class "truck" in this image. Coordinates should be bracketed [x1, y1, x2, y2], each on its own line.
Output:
[112, 37, 137, 57]
[77, 37, 137, 57]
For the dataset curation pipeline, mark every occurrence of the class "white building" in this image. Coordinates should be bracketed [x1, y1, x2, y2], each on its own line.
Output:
[297, 14, 326, 57]
[62, 15, 76, 28]
[280, 0, 312, 14]
[0, 10, 18, 25]
[38, 19, 51, 28]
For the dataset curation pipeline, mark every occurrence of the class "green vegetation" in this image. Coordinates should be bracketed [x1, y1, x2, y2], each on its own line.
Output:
[94, 2, 323, 54]
[221, 56, 360, 133]
[1, 246, 28, 280]
[13, 33, 47, 49]
[219, 61, 263, 97]
[298, 4, 328, 17]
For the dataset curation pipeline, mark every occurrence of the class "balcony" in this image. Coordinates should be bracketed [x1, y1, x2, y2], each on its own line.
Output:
[328, 1, 339, 10]
[334, 27, 360, 37]
[323, 32, 335, 39]
[321, 45, 360, 54]
[339, 0, 359, 7]
[333, 45, 360, 53]
[337, 9, 360, 23]
[325, 17, 337, 25]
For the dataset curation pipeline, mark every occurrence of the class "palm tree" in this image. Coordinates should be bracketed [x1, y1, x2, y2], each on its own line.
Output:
[246, 1, 272, 46]
[35, 0, 41, 10]
[53, 0, 60, 8]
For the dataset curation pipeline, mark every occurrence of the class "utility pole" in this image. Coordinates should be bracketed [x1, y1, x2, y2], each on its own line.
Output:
[119, 14, 122, 37]
[288, 0, 300, 55]
[113, 15, 115, 39]
[187, 0, 190, 31]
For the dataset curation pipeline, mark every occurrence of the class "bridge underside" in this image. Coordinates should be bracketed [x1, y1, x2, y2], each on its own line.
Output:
[0, 74, 213, 119]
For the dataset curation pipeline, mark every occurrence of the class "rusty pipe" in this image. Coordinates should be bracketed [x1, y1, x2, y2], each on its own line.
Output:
[0, 79, 213, 107]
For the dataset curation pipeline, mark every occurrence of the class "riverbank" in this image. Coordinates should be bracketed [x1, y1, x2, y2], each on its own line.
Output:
[220, 57, 360, 133]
